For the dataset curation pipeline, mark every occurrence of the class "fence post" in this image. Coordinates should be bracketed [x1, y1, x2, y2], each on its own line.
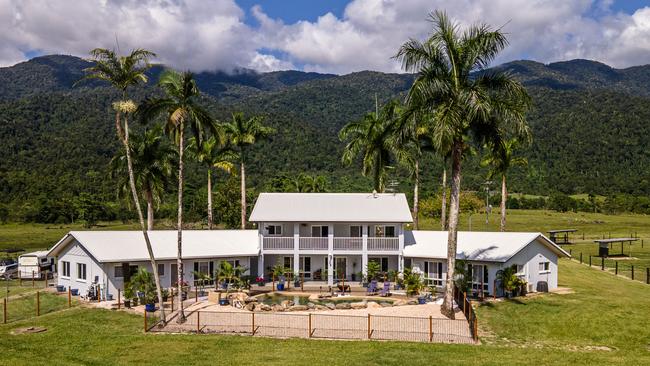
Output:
[601, 257, 605, 270]
[647, 268, 649, 285]
[429, 315, 433, 342]
[252, 312, 256, 335]
[473, 314, 478, 342]
[197, 311, 200, 333]
[308, 313, 312, 338]
[44, 270, 48, 288]
[493, 279, 496, 299]
[36, 291, 40, 317]
[367, 314, 371, 339]
[580, 253, 583, 264]
[463, 292, 467, 317]
[631, 266, 634, 281]
[68, 287, 71, 308]
[589, 255, 592, 267]
[32, 271, 35, 288]
[3, 298, 6, 324]
[117, 289, 121, 310]
[195, 287, 198, 303]
[569, 249, 572, 256]
[301, 273, 304, 292]
[171, 289, 174, 312]
[615, 261, 618, 275]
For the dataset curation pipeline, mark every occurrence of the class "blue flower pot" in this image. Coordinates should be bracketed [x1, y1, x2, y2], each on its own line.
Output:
[418, 297, 427, 305]
[219, 298, 229, 306]
[145, 303, 156, 312]
[70, 289, 79, 296]
[277, 283, 285, 291]
[56, 285, 65, 292]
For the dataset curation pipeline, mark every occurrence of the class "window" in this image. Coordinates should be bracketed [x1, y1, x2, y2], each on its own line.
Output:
[538, 261, 550, 273]
[299, 257, 311, 278]
[375, 225, 396, 237]
[370, 257, 389, 272]
[311, 225, 329, 237]
[194, 261, 210, 276]
[469, 264, 488, 292]
[424, 261, 444, 286]
[61, 261, 70, 277]
[114, 265, 123, 278]
[404, 258, 412, 269]
[283, 256, 293, 269]
[157, 263, 165, 276]
[76, 263, 87, 281]
[349, 225, 362, 237]
[266, 225, 282, 236]
[514, 264, 525, 276]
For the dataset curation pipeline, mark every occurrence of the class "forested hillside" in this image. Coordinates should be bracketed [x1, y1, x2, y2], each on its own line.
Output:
[1, 55, 650, 224]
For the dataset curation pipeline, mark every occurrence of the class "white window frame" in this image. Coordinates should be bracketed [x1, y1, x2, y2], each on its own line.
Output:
[299, 257, 311, 278]
[514, 264, 526, 277]
[311, 225, 329, 237]
[369, 257, 389, 272]
[424, 261, 444, 286]
[469, 264, 488, 291]
[349, 225, 362, 237]
[196, 261, 210, 276]
[538, 261, 550, 274]
[61, 261, 70, 278]
[114, 265, 123, 278]
[157, 263, 165, 277]
[375, 225, 396, 238]
[76, 263, 87, 282]
[265, 224, 283, 236]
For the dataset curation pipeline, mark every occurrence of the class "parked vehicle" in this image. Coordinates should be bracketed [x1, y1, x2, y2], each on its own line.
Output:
[0, 263, 18, 278]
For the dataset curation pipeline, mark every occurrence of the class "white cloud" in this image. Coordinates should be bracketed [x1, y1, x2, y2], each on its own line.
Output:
[1, 0, 650, 74]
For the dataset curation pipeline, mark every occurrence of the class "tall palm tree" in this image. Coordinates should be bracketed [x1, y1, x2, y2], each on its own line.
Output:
[137, 70, 218, 323]
[481, 139, 528, 232]
[188, 135, 237, 229]
[396, 11, 530, 318]
[340, 99, 411, 192]
[80, 48, 168, 323]
[110, 125, 176, 230]
[223, 112, 274, 229]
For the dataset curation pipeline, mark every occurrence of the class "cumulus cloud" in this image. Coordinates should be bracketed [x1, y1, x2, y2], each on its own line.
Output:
[1, 0, 650, 74]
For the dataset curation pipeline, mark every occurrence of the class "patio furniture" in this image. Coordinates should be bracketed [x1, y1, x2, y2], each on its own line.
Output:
[367, 280, 378, 296]
[380, 281, 391, 297]
[313, 269, 322, 281]
[337, 284, 351, 293]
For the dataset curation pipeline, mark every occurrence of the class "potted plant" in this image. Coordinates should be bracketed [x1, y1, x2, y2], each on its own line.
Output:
[404, 268, 425, 297]
[271, 263, 288, 291]
[193, 271, 211, 297]
[162, 288, 169, 302]
[129, 268, 157, 311]
[366, 261, 380, 283]
[496, 266, 518, 298]
[293, 271, 301, 287]
[255, 276, 266, 287]
[123, 284, 134, 308]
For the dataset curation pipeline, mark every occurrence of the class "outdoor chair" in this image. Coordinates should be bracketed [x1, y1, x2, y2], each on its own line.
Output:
[367, 280, 378, 295]
[380, 281, 391, 297]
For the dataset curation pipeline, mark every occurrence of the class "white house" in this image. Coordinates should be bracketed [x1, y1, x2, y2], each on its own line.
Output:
[47, 192, 569, 299]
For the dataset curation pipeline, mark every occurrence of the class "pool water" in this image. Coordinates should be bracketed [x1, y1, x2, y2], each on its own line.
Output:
[256, 293, 393, 306]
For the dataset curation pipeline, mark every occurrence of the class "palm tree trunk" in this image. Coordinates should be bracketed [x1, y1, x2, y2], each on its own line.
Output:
[145, 185, 154, 230]
[121, 113, 165, 324]
[207, 167, 213, 230]
[441, 167, 447, 231]
[413, 159, 419, 229]
[240, 157, 246, 230]
[176, 124, 185, 323]
[500, 174, 507, 232]
[441, 142, 463, 319]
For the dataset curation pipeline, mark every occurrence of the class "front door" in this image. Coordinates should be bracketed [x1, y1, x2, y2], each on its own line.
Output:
[334, 257, 347, 280]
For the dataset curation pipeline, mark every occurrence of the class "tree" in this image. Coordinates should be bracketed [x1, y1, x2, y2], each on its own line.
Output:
[223, 112, 274, 229]
[396, 11, 530, 318]
[340, 99, 411, 192]
[110, 125, 176, 230]
[188, 135, 237, 229]
[137, 70, 218, 323]
[79, 48, 167, 323]
[481, 139, 528, 231]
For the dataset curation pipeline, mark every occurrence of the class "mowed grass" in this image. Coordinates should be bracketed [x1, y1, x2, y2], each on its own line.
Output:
[0, 260, 648, 365]
[2, 290, 72, 323]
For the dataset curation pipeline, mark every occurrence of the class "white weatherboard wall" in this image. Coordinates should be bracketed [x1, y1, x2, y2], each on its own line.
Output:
[503, 238, 559, 291]
[57, 239, 103, 296]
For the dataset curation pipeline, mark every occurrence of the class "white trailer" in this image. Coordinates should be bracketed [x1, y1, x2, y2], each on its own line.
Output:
[18, 251, 53, 279]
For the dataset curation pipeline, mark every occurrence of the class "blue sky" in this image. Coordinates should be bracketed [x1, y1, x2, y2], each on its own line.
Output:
[3, 1, 650, 73]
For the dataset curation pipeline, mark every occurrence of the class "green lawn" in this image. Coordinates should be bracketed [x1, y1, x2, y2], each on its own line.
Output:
[0, 259, 648, 365]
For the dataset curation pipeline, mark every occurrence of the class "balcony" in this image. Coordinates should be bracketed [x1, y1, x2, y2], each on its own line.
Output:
[333, 237, 362, 251]
[299, 237, 328, 250]
[367, 237, 399, 251]
[262, 237, 293, 250]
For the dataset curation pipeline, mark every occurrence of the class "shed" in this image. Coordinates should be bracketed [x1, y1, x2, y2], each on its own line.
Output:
[547, 229, 578, 244]
[593, 238, 638, 257]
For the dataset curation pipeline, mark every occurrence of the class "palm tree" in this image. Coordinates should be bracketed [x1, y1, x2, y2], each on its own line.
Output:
[137, 70, 218, 323]
[340, 99, 411, 192]
[223, 112, 275, 229]
[110, 125, 176, 230]
[481, 139, 528, 231]
[188, 135, 237, 229]
[80, 48, 168, 323]
[395, 11, 531, 318]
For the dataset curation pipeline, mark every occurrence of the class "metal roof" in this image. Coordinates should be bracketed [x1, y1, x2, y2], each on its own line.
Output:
[18, 250, 50, 258]
[593, 238, 638, 244]
[249, 192, 413, 223]
[547, 229, 578, 233]
[404, 231, 571, 262]
[47, 230, 260, 263]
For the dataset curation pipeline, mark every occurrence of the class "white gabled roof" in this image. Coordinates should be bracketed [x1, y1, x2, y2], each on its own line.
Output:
[249, 192, 413, 223]
[47, 230, 259, 263]
[404, 231, 570, 262]
[19, 250, 50, 259]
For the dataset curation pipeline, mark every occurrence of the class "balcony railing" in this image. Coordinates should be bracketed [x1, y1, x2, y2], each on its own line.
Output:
[333, 237, 363, 251]
[263, 237, 294, 250]
[367, 237, 399, 251]
[299, 237, 328, 250]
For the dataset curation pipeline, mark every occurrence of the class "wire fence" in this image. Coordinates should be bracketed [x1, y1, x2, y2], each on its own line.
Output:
[2, 288, 76, 324]
[569, 250, 650, 285]
[148, 309, 476, 344]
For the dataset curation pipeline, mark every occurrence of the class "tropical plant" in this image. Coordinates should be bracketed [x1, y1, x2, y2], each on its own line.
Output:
[223, 112, 275, 229]
[453, 259, 470, 293]
[271, 262, 289, 283]
[188, 135, 237, 229]
[481, 139, 528, 231]
[496, 266, 518, 297]
[193, 271, 212, 295]
[216, 261, 248, 293]
[395, 11, 531, 318]
[129, 268, 157, 305]
[137, 70, 218, 323]
[403, 267, 425, 296]
[79, 47, 167, 323]
[366, 260, 381, 281]
[339, 99, 411, 192]
[110, 125, 176, 230]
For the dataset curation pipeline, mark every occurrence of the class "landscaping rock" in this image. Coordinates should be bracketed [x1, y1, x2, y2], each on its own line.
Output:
[350, 301, 367, 309]
[335, 302, 352, 310]
[392, 299, 407, 306]
[307, 302, 315, 309]
[245, 303, 256, 311]
[325, 303, 336, 310]
[366, 301, 381, 309]
[379, 302, 393, 307]
[259, 304, 272, 311]
[314, 304, 329, 311]
[271, 304, 285, 312]
[406, 300, 418, 306]
[280, 300, 294, 308]
[289, 305, 308, 311]
[308, 294, 320, 301]
[244, 296, 257, 303]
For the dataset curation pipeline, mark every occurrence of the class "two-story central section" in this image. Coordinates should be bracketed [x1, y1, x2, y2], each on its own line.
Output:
[249, 192, 413, 285]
